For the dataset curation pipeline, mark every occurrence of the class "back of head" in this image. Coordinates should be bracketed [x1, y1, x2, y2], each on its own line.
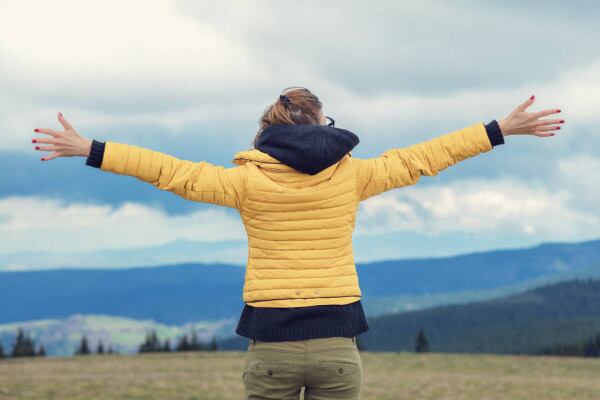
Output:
[252, 86, 322, 147]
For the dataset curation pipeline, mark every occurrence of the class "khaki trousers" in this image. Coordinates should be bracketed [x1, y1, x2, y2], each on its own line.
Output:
[242, 336, 363, 400]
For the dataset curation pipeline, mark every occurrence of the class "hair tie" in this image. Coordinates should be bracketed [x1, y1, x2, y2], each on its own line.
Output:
[279, 94, 291, 105]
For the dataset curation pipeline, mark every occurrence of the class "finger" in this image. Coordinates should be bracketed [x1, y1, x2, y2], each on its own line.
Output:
[534, 125, 561, 132]
[536, 118, 565, 126]
[34, 144, 56, 151]
[532, 130, 555, 137]
[57, 112, 74, 131]
[34, 127, 60, 137]
[41, 152, 60, 161]
[31, 137, 54, 144]
[533, 108, 561, 119]
[516, 95, 535, 112]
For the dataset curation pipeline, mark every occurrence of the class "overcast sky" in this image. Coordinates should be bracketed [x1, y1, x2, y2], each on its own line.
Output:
[2, 0, 599, 271]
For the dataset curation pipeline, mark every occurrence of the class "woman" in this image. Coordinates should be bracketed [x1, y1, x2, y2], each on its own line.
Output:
[32, 87, 563, 399]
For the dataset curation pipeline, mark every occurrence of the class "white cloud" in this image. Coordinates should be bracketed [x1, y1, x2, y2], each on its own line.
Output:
[2, 0, 600, 154]
[355, 176, 600, 241]
[0, 195, 246, 255]
[556, 154, 600, 210]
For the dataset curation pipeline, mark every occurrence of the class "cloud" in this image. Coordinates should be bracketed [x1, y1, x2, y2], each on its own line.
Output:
[1, 0, 598, 268]
[355, 175, 600, 241]
[3, 151, 600, 270]
[0, 195, 246, 256]
[2, 0, 599, 154]
[556, 154, 600, 211]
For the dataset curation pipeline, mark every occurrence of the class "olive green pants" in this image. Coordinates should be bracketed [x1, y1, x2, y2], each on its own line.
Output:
[242, 336, 363, 400]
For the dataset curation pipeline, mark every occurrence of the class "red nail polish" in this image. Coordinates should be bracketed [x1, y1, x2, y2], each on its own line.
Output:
[41, 158, 45, 161]
[32, 139, 36, 143]
[530, 95, 535, 100]
[34, 128, 39, 132]
[35, 146, 39, 149]
[556, 127, 560, 130]
[560, 120, 564, 123]
[557, 109, 561, 113]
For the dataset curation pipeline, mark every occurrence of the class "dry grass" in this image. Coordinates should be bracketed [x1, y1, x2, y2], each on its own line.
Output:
[1, 351, 600, 399]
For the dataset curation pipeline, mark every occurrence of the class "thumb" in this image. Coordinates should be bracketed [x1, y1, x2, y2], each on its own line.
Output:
[58, 112, 75, 131]
[516, 94, 535, 112]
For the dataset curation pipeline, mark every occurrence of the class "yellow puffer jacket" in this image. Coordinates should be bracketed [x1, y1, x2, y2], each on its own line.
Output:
[98, 122, 495, 308]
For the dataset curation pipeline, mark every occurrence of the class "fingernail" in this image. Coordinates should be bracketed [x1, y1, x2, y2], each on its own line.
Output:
[35, 146, 39, 150]
[560, 120, 565, 123]
[41, 158, 45, 161]
[550, 133, 555, 136]
[556, 127, 561, 130]
[32, 139, 36, 143]
[530, 95, 535, 100]
[59, 112, 63, 117]
[557, 109, 561, 113]
[34, 128, 39, 132]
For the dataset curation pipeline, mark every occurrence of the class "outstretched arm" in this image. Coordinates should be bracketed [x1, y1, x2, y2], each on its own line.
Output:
[351, 95, 563, 201]
[32, 113, 247, 209]
[87, 140, 246, 209]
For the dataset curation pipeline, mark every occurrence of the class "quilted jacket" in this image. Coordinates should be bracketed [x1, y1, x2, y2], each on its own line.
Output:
[86, 120, 504, 311]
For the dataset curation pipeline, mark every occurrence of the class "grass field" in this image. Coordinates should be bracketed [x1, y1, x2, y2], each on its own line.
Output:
[1, 351, 600, 399]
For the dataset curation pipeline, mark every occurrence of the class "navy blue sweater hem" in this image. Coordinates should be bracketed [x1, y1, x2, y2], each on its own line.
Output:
[235, 300, 370, 342]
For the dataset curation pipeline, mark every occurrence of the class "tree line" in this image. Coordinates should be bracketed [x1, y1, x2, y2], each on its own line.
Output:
[541, 331, 600, 357]
[6, 324, 599, 359]
[0, 325, 225, 359]
[137, 329, 218, 353]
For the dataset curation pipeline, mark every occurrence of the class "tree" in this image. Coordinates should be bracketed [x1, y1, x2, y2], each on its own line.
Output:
[189, 330, 201, 351]
[107, 345, 115, 354]
[583, 335, 600, 357]
[96, 340, 105, 354]
[162, 338, 171, 352]
[176, 334, 190, 352]
[75, 335, 91, 356]
[11, 328, 36, 357]
[0, 341, 5, 359]
[208, 335, 218, 351]
[36, 344, 46, 357]
[139, 330, 162, 353]
[415, 328, 429, 353]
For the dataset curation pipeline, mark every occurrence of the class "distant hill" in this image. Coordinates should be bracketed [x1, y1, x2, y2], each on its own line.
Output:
[0, 262, 246, 324]
[360, 278, 600, 355]
[1, 238, 599, 325]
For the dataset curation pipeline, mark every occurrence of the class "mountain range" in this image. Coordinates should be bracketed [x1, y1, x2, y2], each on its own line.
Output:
[1, 237, 600, 356]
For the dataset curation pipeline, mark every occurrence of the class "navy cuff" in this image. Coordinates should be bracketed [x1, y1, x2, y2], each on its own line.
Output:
[485, 120, 505, 147]
[85, 139, 106, 168]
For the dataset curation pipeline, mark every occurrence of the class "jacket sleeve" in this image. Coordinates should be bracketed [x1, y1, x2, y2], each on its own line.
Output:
[351, 121, 504, 202]
[85, 140, 247, 209]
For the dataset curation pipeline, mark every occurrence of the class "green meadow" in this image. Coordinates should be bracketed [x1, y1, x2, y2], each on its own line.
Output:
[1, 351, 600, 400]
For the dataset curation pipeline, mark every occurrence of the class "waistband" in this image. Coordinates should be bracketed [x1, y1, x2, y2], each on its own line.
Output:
[250, 336, 356, 344]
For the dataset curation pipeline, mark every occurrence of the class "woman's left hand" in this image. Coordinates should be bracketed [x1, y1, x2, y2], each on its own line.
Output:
[498, 95, 564, 137]
[32, 112, 92, 161]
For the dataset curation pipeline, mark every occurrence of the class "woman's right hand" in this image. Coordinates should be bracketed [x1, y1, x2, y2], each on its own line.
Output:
[498, 95, 564, 137]
[32, 112, 92, 161]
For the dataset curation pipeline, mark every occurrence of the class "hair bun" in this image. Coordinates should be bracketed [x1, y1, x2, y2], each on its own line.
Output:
[279, 94, 291, 105]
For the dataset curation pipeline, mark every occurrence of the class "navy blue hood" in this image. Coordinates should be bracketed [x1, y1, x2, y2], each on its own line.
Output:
[254, 124, 360, 175]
